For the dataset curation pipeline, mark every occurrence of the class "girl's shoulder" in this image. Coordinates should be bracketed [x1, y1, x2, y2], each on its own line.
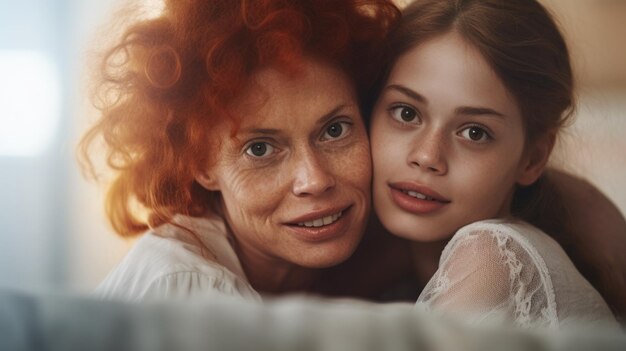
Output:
[425, 219, 559, 328]
[443, 218, 617, 327]
[445, 218, 559, 261]
[442, 218, 559, 303]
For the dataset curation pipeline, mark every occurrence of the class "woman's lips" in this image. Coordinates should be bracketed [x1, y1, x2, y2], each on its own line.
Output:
[284, 205, 353, 242]
[388, 182, 450, 215]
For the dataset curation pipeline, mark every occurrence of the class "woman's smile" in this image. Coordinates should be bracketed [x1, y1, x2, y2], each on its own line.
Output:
[285, 205, 352, 242]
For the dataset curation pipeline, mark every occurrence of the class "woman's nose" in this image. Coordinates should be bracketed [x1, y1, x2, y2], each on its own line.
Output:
[408, 131, 448, 175]
[292, 150, 336, 196]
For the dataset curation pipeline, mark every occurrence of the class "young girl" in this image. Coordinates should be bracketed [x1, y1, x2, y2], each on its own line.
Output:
[370, 0, 616, 328]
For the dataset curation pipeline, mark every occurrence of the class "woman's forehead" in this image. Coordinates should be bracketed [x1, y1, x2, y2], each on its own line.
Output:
[229, 58, 359, 127]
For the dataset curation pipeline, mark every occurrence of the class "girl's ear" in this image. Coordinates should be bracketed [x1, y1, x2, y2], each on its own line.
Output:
[516, 133, 556, 186]
[195, 171, 220, 191]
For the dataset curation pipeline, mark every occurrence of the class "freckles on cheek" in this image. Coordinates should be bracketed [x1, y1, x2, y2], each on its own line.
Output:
[228, 169, 284, 216]
[483, 149, 524, 178]
[339, 142, 372, 187]
[463, 155, 519, 208]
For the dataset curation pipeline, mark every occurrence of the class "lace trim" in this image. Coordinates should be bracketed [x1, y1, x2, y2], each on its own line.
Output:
[421, 220, 560, 328]
[481, 222, 559, 329]
[495, 233, 537, 327]
[418, 270, 450, 305]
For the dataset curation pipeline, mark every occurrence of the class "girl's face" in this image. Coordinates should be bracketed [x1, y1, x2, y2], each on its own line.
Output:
[370, 32, 539, 242]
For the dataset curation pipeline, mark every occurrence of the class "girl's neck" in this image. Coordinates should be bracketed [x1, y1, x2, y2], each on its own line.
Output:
[410, 239, 449, 289]
[409, 208, 515, 288]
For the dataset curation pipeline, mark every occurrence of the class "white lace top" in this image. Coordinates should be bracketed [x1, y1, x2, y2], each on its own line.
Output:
[416, 219, 616, 329]
[95, 215, 261, 302]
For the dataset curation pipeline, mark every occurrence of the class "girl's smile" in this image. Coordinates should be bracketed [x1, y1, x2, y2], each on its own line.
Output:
[388, 181, 451, 215]
[370, 31, 540, 242]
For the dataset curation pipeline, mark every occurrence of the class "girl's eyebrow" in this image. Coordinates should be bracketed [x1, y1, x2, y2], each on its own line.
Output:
[385, 84, 426, 103]
[386, 84, 505, 119]
[455, 106, 505, 119]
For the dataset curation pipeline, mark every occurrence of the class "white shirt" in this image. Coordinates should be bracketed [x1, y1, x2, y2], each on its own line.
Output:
[416, 219, 617, 329]
[95, 215, 262, 302]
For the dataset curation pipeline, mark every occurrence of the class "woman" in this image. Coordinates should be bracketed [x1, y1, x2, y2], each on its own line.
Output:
[80, 0, 399, 301]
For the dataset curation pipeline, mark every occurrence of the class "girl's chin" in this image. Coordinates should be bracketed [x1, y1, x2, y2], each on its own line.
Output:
[381, 217, 454, 243]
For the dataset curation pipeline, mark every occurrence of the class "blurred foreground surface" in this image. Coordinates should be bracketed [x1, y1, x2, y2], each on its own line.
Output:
[0, 289, 624, 351]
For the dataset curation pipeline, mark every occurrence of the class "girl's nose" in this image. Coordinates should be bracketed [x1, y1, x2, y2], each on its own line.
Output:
[407, 130, 448, 175]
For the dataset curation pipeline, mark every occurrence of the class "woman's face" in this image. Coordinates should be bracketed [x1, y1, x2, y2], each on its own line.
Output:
[198, 58, 371, 269]
[370, 32, 535, 242]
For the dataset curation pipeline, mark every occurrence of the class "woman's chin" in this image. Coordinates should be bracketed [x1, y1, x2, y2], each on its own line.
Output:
[294, 239, 361, 269]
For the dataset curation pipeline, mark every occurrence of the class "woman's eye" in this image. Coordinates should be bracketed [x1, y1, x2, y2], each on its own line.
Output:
[321, 121, 351, 140]
[389, 105, 419, 123]
[245, 142, 275, 158]
[459, 126, 492, 143]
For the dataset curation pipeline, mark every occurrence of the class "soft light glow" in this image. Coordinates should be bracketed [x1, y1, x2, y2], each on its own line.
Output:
[0, 51, 61, 156]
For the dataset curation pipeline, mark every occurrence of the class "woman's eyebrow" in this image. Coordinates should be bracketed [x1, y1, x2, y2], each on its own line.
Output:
[238, 104, 350, 136]
[240, 127, 282, 135]
[384, 84, 427, 103]
[316, 104, 349, 126]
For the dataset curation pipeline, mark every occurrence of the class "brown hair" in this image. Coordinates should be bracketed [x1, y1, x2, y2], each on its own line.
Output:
[79, 0, 400, 237]
[372, 0, 575, 229]
[373, 0, 574, 143]
[376, 0, 624, 314]
[374, 0, 574, 248]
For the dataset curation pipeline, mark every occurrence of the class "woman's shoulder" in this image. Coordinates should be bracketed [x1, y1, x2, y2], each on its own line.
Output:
[94, 215, 260, 302]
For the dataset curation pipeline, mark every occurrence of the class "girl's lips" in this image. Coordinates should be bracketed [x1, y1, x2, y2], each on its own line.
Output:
[388, 182, 450, 215]
[389, 182, 450, 202]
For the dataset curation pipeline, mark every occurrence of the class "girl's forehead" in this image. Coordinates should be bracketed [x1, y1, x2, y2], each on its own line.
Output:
[389, 32, 519, 116]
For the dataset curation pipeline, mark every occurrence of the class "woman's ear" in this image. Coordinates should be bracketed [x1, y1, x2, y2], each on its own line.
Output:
[195, 171, 220, 191]
[516, 133, 556, 186]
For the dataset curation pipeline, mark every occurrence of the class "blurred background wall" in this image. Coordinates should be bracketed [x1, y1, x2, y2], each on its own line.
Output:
[0, 0, 624, 294]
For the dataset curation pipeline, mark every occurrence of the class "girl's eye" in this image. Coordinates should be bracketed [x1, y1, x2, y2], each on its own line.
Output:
[245, 142, 275, 158]
[459, 126, 492, 143]
[389, 105, 420, 123]
[321, 121, 352, 141]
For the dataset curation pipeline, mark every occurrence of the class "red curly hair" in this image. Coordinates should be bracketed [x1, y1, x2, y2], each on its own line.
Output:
[80, 0, 400, 237]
